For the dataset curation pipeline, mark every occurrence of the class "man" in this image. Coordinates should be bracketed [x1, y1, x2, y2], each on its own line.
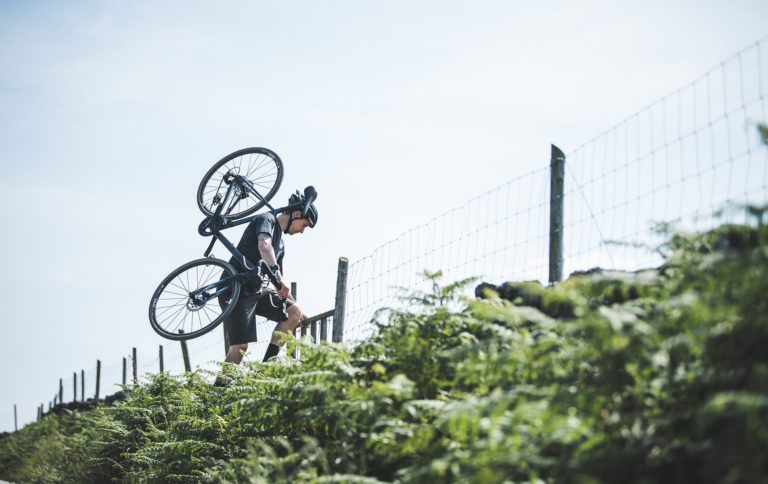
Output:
[222, 192, 318, 365]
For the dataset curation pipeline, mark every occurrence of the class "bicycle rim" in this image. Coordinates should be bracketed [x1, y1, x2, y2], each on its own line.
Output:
[149, 258, 241, 341]
[197, 147, 284, 219]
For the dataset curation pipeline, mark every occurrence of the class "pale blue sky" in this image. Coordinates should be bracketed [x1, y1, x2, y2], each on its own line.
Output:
[2, 0, 767, 431]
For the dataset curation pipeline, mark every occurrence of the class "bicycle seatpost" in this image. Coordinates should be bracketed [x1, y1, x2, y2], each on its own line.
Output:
[301, 186, 317, 218]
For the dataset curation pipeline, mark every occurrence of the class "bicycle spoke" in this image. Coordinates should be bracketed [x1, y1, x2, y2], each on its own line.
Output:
[249, 170, 278, 182]
[199, 265, 219, 289]
[244, 154, 264, 179]
[171, 312, 190, 334]
[156, 301, 186, 319]
[170, 281, 189, 294]
[174, 275, 190, 294]
[154, 303, 187, 310]
[244, 155, 271, 179]
[160, 302, 189, 329]
[244, 155, 256, 179]
[201, 304, 218, 322]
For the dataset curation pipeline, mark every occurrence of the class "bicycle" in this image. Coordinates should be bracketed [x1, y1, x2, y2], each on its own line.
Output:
[148, 147, 317, 341]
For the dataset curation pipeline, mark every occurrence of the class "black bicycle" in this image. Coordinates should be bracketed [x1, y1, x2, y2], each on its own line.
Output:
[148, 147, 317, 341]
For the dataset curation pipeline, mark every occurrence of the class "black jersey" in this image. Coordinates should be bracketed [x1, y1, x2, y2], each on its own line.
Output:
[229, 213, 284, 272]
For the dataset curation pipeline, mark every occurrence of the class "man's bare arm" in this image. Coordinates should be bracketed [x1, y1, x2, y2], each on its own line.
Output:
[257, 234, 291, 299]
[257, 234, 279, 267]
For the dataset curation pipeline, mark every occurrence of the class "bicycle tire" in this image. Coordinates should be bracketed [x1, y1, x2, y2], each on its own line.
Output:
[196, 147, 284, 219]
[149, 258, 241, 341]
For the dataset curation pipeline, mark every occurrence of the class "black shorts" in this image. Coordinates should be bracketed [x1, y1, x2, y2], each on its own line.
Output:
[222, 282, 293, 345]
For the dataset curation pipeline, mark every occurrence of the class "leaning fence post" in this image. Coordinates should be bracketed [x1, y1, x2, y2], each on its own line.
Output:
[159, 345, 164, 373]
[333, 257, 348, 343]
[132, 347, 138, 384]
[179, 330, 191, 372]
[549, 145, 565, 284]
[95, 360, 101, 401]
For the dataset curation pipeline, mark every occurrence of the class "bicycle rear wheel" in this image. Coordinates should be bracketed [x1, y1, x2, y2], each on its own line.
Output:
[149, 258, 241, 341]
[197, 147, 284, 219]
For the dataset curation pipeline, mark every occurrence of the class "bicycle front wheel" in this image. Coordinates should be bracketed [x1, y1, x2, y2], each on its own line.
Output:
[149, 258, 241, 341]
[197, 147, 284, 219]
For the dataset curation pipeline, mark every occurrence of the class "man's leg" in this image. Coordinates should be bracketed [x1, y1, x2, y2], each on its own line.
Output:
[270, 304, 303, 345]
[219, 284, 260, 368]
[263, 303, 304, 361]
[225, 344, 248, 364]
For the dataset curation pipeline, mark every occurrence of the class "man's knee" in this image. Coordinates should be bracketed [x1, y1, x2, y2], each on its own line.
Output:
[287, 303, 302, 320]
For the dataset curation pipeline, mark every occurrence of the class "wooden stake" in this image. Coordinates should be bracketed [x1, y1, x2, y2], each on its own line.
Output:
[95, 360, 101, 401]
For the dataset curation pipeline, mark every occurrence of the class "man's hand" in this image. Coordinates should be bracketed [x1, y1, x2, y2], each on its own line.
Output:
[277, 285, 292, 299]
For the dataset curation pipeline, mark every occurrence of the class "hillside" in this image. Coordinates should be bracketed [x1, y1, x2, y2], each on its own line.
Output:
[1, 222, 767, 483]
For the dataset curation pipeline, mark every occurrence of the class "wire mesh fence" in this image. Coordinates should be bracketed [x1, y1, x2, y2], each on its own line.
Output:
[344, 166, 553, 341]
[343, 36, 768, 342]
[564, 39, 767, 275]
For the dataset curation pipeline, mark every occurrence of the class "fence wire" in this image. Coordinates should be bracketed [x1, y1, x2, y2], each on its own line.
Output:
[564, 38, 767, 275]
[345, 167, 552, 341]
[343, 36, 768, 342]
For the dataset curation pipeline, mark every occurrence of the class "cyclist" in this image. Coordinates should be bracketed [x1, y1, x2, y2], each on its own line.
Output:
[221, 191, 318, 367]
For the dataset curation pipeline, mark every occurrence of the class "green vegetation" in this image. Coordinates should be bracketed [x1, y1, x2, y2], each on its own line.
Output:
[2, 221, 768, 483]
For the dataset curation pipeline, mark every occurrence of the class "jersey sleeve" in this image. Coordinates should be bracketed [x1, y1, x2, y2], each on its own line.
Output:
[253, 213, 276, 237]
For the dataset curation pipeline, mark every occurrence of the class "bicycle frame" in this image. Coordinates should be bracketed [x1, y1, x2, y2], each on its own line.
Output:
[195, 173, 305, 290]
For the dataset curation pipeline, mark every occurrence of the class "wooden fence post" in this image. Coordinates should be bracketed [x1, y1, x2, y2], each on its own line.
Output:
[95, 360, 101, 401]
[132, 347, 138, 384]
[122, 357, 127, 385]
[14, 404, 17, 431]
[320, 316, 328, 341]
[179, 330, 191, 372]
[333, 257, 348, 342]
[159, 345, 164, 373]
[291, 282, 299, 359]
[58, 378, 63, 404]
[549, 144, 565, 284]
[80, 370, 85, 401]
[73, 372, 77, 402]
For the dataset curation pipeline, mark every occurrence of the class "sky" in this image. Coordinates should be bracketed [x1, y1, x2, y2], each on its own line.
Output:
[1, 0, 767, 432]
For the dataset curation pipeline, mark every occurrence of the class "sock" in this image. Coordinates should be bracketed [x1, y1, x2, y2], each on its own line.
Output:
[262, 343, 280, 362]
